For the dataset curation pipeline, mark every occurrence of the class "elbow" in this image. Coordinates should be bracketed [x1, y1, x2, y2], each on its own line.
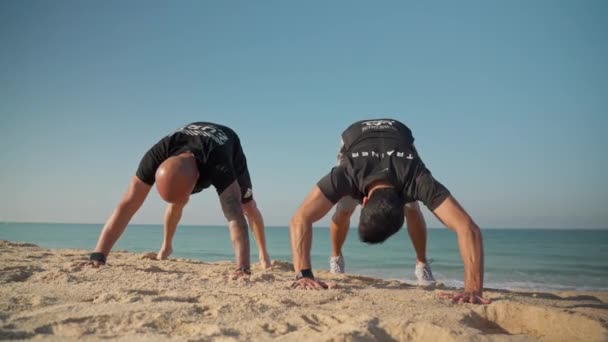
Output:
[466, 222, 482, 242]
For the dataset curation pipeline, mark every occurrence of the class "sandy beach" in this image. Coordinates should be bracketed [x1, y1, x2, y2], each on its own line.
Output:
[0, 240, 606, 341]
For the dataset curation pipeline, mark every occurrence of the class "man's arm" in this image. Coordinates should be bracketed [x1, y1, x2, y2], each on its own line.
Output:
[90, 176, 151, 264]
[290, 186, 334, 275]
[219, 181, 250, 271]
[433, 195, 489, 304]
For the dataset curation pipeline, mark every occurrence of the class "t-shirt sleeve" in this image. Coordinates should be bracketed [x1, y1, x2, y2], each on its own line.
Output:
[135, 139, 169, 185]
[316, 166, 356, 204]
[408, 171, 451, 211]
[336, 138, 346, 161]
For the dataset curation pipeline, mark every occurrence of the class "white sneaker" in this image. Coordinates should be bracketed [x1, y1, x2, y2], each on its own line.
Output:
[329, 254, 345, 274]
[415, 262, 436, 287]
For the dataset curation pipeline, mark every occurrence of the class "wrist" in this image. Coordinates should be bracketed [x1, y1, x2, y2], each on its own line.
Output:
[464, 287, 482, 295]
[296, 269, 314, 280]
[89, 252, 106, 264]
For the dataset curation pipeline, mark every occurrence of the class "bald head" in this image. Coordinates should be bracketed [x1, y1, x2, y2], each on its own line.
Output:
[155, 154, 199, 204]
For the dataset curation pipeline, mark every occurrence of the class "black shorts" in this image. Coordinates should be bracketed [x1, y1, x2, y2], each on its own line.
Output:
[232, 137, 254, 204]
[237, 166, 254, 204]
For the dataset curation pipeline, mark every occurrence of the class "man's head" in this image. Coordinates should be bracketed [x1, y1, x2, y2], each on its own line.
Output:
[358, 187, 405, 244]
[155, 154, 199, 204]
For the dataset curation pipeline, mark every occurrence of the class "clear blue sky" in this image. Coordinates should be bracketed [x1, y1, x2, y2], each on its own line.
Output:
[1, 0, 606, 229]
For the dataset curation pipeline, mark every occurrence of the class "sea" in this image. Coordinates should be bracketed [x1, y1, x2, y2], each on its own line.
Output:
[1, 222, 606, 292]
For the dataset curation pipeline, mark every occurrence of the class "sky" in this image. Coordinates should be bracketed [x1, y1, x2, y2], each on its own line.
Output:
[1, 0, 606, 229]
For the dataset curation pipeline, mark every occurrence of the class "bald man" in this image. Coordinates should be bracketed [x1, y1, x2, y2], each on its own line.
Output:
[85, 122, 271, 276]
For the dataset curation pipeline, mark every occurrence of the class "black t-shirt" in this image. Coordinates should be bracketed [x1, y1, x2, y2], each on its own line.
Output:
[136, 122, 245, 195]
[318, 119, 448, 210]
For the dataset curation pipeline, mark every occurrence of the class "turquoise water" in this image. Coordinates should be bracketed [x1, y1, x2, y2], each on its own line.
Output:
[1, 223, 607, 291]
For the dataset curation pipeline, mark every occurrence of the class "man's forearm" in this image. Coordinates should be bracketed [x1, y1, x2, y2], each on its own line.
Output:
[94, 205, 137, 256]
[457, 226, 484, 294]
[290, 217, 313, 272]
[228, 218, 250, 268]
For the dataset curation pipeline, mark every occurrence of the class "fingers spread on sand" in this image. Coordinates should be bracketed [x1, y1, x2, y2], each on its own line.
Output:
[437, 291, 492, 304]
[290, 278, 339, 290]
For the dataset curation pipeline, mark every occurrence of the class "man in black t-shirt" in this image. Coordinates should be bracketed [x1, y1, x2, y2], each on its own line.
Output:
[290, 119, 490, 304]
[328, 131, 437, 287]
[85, 122, 271, 276]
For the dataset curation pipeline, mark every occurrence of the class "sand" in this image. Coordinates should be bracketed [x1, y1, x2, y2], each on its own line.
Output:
[0, 240, 606, 341]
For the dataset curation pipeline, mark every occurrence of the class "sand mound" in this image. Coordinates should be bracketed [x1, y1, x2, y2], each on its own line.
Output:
[472, 301, 607, 341]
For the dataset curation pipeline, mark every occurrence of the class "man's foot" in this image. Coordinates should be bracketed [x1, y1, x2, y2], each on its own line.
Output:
[415, 262, 436, 287]
[329, 254, 345, 274]
[157, 246, 173, 260]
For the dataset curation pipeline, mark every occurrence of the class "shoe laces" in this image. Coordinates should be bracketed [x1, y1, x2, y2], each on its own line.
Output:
[417, 260, 434, 279]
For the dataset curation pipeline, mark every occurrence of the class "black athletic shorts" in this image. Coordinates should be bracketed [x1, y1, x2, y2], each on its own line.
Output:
[232, 138, 254, 204]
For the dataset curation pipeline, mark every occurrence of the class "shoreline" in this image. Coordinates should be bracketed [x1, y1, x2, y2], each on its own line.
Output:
[2, 224, 607, 294]
[1, 240, 607, 341]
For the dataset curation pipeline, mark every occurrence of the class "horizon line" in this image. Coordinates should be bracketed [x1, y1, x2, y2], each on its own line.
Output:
[1, 221, 607, 231]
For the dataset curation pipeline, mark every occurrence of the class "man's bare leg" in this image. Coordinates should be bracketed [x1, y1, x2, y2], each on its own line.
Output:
[330, 196, 358, 257]
[242, 200, 271, 269]
[330, 209, 353, 258]
[404, 202, 428, 264]
[405, 202, 436, 286]
[158, 200, 187, 260]
[329, 196, 357, 273]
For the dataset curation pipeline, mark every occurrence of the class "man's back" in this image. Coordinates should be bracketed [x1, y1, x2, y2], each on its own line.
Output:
[334, 119, 423, 198]
[340, 119, 414, 154]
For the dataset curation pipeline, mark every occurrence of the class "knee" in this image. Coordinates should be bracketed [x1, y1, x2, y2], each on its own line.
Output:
[241, 200, 257, 217]
[457, 220, 481, 240]
[332, 209, 353, 225]
[169, 201, 188, 211]
[469, 222, 482, 237]
[405, 200, 424, 216]
[290, 213, 303, 227]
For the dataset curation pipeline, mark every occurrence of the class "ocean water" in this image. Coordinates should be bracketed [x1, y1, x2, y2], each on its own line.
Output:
[1, 222, 607, 291]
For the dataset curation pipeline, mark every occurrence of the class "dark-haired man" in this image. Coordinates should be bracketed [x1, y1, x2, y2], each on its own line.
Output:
[85, 122, 271, 277]
[290, 119, 489, 304]
[328, 141, 436, 287]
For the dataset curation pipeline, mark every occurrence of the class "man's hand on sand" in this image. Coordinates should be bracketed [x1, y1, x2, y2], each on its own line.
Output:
[291, 278, 338, 290]
[438, 291, 491, 304]
[83, 252, 106, 268]
[82, 260, 105, 268]
[225, 268, 252, 280]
